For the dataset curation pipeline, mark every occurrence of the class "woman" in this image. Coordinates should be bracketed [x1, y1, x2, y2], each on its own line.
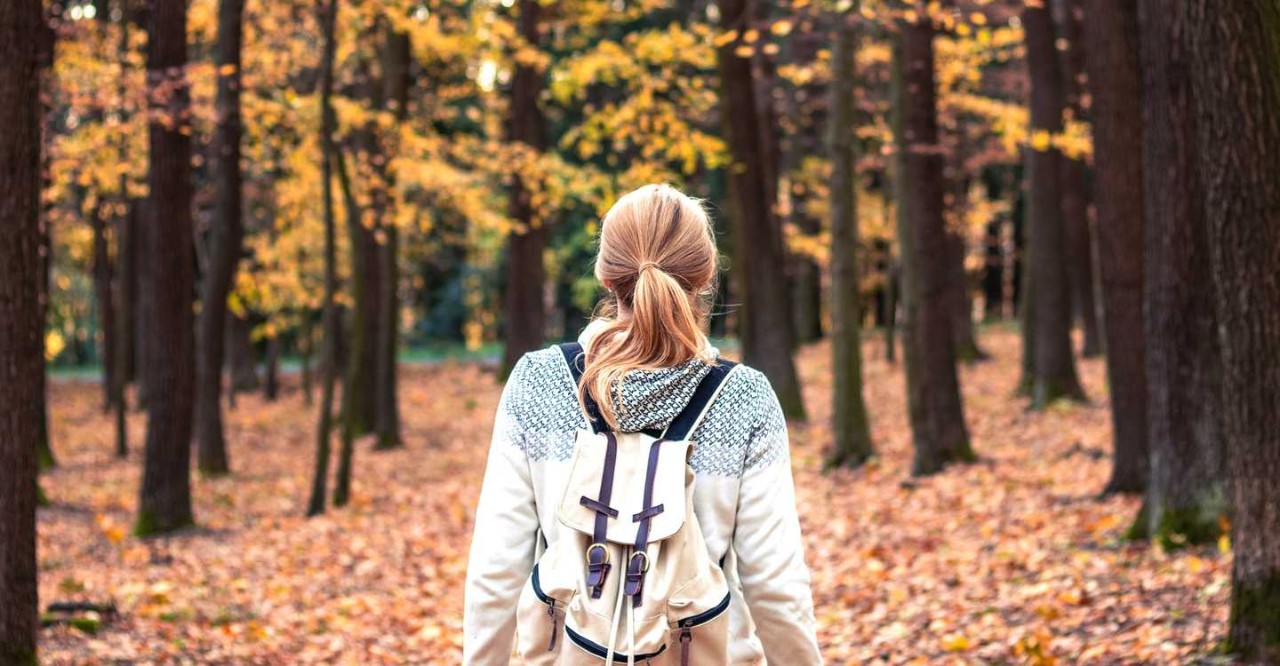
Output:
[463, 184, 821, 665]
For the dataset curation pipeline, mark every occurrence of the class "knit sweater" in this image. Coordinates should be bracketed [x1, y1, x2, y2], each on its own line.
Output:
[462, 331, 821, 665]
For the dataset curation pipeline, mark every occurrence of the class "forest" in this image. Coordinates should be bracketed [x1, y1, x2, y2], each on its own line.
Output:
[1, 0, 1279, 663]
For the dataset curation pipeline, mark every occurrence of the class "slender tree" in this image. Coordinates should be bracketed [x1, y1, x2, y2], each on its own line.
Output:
[0, 0, 43, 659]
[92, 205, 119, 411]
[374, 27, 409, 450]
[1056, 0, 1101, 359]
[499, 0, 549, 378]
[895, 14, 973, 476]
[716, 0, 806, 419]
[307, 0, 339, 518]
[826, 8, 874, 469]
[1082, 0, 1151, 497]
[1185, 2, 1280, 658]
[136, 0, 196, 535]
[1021, 1, 1086, 407]
[1125, 0, 1221, 535]
[195, 0, 245, 476]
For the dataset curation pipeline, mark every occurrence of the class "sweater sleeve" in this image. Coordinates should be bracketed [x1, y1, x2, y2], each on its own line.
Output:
[732, 376, 823, 665]
[462, 356, 540, 666]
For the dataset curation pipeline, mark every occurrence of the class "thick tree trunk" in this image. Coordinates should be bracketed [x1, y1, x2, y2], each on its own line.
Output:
[307, 0, 339, 518]
[1185, 2, 1280, 659]
[136, 0, 195, 536]
[826, 12, 874, 469]
[195, 0, 244, 477]
[1058, 0, 1102, 359]
[1022, 2, 1086, 407]
[499, 0, 549, 379]
[0, 0, 43, 658]
[895, 19, 973, 476]
[716, 0, 806, 419]
[1131, 0, 1220, 534]
[1083, 0, 1151, 497]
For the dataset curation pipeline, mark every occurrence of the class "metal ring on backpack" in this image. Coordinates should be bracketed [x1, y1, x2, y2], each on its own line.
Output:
[585, 542, 609, 565]
[628, 550, 650, 572]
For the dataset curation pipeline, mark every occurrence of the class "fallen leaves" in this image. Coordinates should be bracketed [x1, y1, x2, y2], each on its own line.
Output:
[36, 330, 1230, 664]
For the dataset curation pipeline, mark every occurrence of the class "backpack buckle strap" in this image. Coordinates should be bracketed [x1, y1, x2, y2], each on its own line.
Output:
[631, 504, 664, 522]
[624, 551, 648, 602]
[585, 543, 611, 599]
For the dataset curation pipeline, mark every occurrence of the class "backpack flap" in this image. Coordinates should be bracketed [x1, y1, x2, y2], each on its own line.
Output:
[557, 430, 690, 545]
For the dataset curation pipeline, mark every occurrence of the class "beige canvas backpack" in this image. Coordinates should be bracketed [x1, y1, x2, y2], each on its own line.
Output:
[514, 342, 737, 665]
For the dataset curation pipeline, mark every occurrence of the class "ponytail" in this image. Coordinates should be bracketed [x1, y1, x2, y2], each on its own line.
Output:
[578, 185, 718, 431]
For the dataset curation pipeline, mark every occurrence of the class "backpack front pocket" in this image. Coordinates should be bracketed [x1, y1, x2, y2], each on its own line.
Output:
[515, 563, 573, 662]
[668, 589, 731, 666]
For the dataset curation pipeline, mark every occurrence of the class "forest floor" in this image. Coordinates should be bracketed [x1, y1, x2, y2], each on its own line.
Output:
[38, 327, 1230, 665]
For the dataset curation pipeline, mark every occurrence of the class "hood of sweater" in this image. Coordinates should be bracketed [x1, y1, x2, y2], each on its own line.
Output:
[577, 319, 720, 433]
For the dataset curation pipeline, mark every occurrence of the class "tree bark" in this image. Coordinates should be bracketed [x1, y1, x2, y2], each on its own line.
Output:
[1058, 0, 1102, 358]
[1022, 1, 1087, 407]
[307, 0, 339, 518]
[1129, 0, 1219, 535]
[136, 0, 196, 536]
[716, 0, 806, 419]
[263, 334, 280, 401]
[113, 202, 135, 458]
[1185, 2, 1280, 658]
[227, 312, 259, 393]
[0, 0, 43, 658]
[93, 204, 118, 411]
[895, 18, 973, 476]
[826, 10, 874, 469]
[1082, 0, 1151, 497]
[374, 26, 409, 450]
[195, 0, 244, 477]
[499, 0, 549, 379]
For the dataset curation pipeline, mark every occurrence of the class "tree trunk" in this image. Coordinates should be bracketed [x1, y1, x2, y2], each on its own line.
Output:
[1082, 0, 1151, 497]
[895, 18, 973, 476]
[1058, 0, 1102, 359]
[716, 0, 806, 419]
[981, 216, 1004, 320]
[263, 334, 279, 401]
[499, 0, 549, 379]
[1185, 2, 1280, 659]
[227, 312, 259, 393]
[1130, 0, 1219, 535]
[136, 0, 195, 536]
[945, 227, 985, 362]
[307, 0, 339, 518]
[333, 145, 366, 508]
[93, 204, 118, 411]
[134, 197, 154, 409]
[1022, 1, 1086, 407]
[0, 0, 43, 657]
[195, 0, 244, 477]
[826, 10, 874, 470]
[374, 27, 409, 450]
[300, 313, 314, 406]
[113, 202, 135, 458]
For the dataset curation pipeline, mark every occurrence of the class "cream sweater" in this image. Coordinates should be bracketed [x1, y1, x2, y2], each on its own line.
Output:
[463, 333, 821, 665]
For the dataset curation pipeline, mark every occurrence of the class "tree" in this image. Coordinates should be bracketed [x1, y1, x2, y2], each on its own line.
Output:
[1124, 0, 1220, 536]
[716, 0, 806, 419]
[195, 0, 246, 477]
[1057, 0, 1101, 358]
[307, 0, 339, 518]
[826, 8, 874, 469]
[1021, 1, 1086, 407]
[1185, 2, 1280, 658]
[895, 14, 973, 476]
[136, 0, 196, 536]
[499, 0, 549, 379]
[1081, 0, 1150, 497]
[0, 0, 44, 660]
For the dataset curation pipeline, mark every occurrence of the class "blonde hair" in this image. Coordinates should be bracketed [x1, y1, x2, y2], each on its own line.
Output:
[579, 184, 719, 431]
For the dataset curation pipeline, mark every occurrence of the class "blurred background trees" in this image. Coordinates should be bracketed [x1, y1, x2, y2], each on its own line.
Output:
[4, 0, 1280, 660]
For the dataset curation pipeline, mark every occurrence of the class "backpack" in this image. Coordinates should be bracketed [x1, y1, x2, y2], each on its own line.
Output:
[514, 342, 738, 665]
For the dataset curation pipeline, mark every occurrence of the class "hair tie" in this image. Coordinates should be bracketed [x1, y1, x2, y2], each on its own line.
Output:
[638, 261, 662, 275]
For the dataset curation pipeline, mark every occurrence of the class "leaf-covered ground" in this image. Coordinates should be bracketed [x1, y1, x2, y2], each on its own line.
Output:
[38, 328, 1229, 664]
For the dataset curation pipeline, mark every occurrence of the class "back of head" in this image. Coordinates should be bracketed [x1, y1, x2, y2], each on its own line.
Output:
[580, 184, 719, 431]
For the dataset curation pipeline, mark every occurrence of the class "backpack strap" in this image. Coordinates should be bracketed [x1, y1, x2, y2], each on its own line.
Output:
[661, 359, 738, 442]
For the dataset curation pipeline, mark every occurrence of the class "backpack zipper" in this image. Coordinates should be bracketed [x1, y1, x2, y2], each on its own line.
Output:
[531, 565, 560, 651]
